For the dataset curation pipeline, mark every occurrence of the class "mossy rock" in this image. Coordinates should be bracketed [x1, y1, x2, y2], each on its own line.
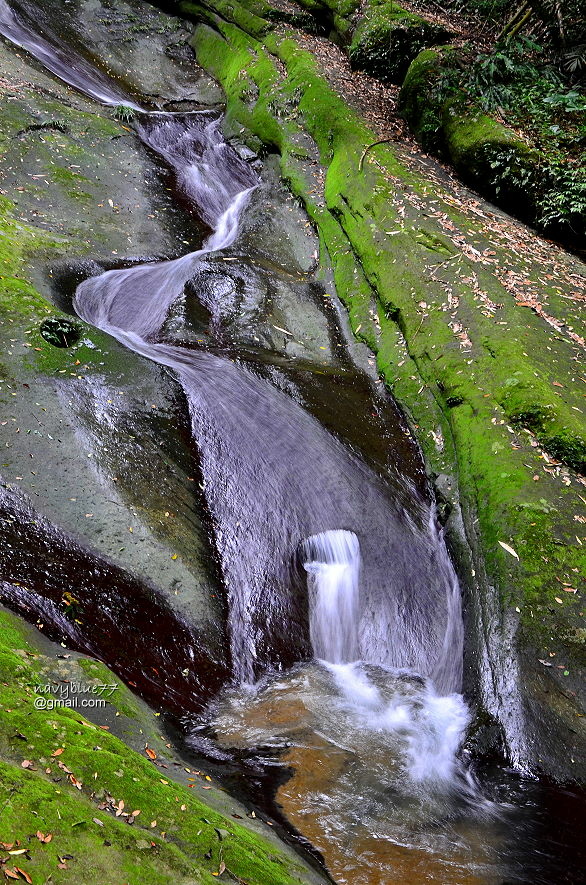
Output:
[399, 48, 541, 217]
[397, 45, 454, 151]
[349, 0, 452, 83]
[0, 608, 324, 885]
[442, 97, 539, 215]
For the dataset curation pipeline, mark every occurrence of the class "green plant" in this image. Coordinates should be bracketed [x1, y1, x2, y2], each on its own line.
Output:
[536, 159, 586, 231]
[113, 104, 137, 123]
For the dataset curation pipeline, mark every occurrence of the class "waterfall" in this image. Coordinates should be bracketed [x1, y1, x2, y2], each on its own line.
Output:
[303, 530, 361, 664]
[0, 0, 142, 108]
[2, 0, 468, 701]
[302, 529, 471, 784]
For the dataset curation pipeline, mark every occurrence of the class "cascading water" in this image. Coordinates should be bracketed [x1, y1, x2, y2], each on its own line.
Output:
[73, 110, 465, 694]
[0, 0, 465, 699]
[3, 7, 585, 883]
[0, 0, 142, 108]
[303, 530, 361, 665]
[0, 0, 467, 707]
[302, 528, 470, 783]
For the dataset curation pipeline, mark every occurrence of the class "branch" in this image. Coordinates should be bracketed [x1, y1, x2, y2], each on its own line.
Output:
[359, 138, 394, 171]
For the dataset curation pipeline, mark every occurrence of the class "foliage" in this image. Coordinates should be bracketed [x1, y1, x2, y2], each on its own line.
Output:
[114, 104, 137, 123]
[536, 159, 586, 232]
[434, 36, 586, 235]
[447, 0, 586, 81]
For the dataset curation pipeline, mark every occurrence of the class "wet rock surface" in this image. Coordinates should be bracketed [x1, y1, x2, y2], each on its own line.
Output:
[1, 1, 585, 883]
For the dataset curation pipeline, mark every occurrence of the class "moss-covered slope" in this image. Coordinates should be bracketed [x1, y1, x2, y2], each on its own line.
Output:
[0, 608, 322, 884]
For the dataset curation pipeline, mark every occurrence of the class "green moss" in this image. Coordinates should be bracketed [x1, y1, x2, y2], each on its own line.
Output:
[442, 98, 538, 209]
[0, 609, 319, 883]
[398, 46, 451, 150]
[349, 0, 452, 83]
[0, 195, 63, 319]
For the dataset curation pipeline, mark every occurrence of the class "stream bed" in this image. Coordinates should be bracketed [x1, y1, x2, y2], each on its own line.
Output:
[0, 1, 584, 883]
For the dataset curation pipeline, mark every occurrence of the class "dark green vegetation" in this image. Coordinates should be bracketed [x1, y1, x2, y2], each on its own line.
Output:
[399, 35, 586, 243]
[161, 0, 586, 780]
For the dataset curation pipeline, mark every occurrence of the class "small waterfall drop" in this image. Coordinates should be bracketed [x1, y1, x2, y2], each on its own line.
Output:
[303, 529, 471, 784]
[0, 0, 142, 108]
[303, 530, 360, 664]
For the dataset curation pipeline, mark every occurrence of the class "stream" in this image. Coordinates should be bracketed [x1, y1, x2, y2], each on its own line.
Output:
[0, 1, 584, 882]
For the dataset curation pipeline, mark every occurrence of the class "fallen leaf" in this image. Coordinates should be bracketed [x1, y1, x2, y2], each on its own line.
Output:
[498, 541, 519, 560]
[51, 748, 64, 757]
[14, 869, 32, 884]
[145, 747, 157, 761]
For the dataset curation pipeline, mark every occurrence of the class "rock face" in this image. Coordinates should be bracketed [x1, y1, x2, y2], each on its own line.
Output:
[0, 0, 584, 815]
[148, 0, 586, 785]
[348, 0, 453, 83]
[398, 47, 542, 225]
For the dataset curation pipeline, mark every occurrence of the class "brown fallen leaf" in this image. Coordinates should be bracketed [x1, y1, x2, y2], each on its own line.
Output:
[131, 810, 141, 817]
[51, 748, 64, 757]
[14, 868, 32, 884]
[498, 541, 519, 560]
[145, 747, 157, 761]
[4, 870, 19, 880]
[20, 760, 34, 770]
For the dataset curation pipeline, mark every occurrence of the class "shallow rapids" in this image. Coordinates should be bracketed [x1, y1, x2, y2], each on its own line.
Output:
[72, 109, 464, 696]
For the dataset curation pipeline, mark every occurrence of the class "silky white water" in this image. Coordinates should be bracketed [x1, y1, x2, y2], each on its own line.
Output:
[303, 528, 471, 784]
